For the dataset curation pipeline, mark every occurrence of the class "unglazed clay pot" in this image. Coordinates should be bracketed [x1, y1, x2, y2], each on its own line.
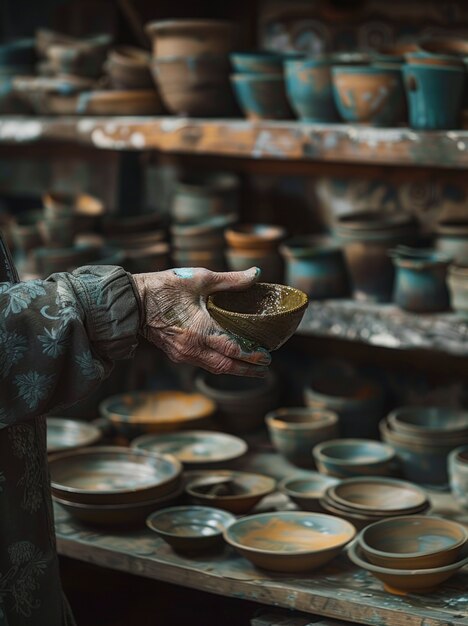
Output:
[284, 58, 339, 122]
[145, 20, 236, 58]
[231, 74, 294, 120]
[332, 65, 405, 126]
[106, 46, 153, 90]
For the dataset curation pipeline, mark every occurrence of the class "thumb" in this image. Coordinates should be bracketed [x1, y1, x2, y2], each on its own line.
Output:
[203, 267, 261, 294]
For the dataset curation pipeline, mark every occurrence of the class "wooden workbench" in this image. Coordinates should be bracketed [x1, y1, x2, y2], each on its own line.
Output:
[54, 451, 468, 626]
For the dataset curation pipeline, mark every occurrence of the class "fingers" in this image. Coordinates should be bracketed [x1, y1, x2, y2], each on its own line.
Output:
[204, 332, 271, 366]
[199, 267, 260, 294]
[193, 349, 269, 378]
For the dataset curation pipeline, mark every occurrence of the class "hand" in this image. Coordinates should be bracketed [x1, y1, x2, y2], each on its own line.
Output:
[132, 267, 271, 378]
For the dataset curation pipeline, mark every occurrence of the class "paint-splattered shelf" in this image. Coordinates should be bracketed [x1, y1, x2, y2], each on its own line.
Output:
[1, 116, 468, 168]
[298, 300, 468, 355]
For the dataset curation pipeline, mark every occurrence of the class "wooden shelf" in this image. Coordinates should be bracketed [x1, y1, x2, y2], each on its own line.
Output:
[298, 300, 468, 356]
[1, 116, 468, 168]
[55, 450, 468, 626]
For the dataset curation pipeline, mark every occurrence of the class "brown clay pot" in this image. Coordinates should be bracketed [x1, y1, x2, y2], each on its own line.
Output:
[105, 46, 153, 90]
[145, 19, 236, 58]
[225, 224, 286, 252]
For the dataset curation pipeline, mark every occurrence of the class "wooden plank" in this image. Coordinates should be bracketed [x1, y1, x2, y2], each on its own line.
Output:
[1, 117, 468, 169]
[298, 300, 468, 356]
[55, 451, 468, 626]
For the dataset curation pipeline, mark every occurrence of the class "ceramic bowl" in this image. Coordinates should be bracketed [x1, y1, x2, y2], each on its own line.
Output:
[171, 172, 239, 224]
[279, 474, 340, 512]
[53, 484, 183, 526]
[319, 497, 383, 531]
[348, 541, 468, 594]
[328, 477, 429, 515]
[388, 407, 468, 441]
[207, 283, 308, 351]
[99, 391, 215, 437]
[47, 417, 102, 454]
[186, 470, 275, 514]
[230, 52, 300, 75]
[76, 90, 164, 115]
[265, 408, 339, 468]
[359, 516, 468, 569]
[145, 19, 236, 58]
[224, 512, 356, 572]
[106, 46, 153, 90]
[225, 224, 287, 252]
[312, 439, 396, 478]
[146, 506, 235, 553]
[131, 430, 247, 468]
[231, 73, 293, 121]
[49, 446, 182, 505]
[449, 446, 468, 509]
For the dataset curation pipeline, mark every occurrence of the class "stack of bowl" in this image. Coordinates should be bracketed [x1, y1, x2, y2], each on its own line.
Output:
[225, 224, 286, 283]
[230, 51, 294, 120]
[313, 439, 397, 479]
[50, 446, 184, 526]
[349, 515, 468, 594]
[147, 19, 238, 116]
[381, 406, 468, 487]
[320, 476, 430, 530]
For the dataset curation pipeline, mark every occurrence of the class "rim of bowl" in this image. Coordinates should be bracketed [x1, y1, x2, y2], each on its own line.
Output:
[313, 439, 395, 466]
[207, 283, 308, 320]
[225, 223, 287, 241]
[230, 73, 285, 82]
[380, 419, 466, 451]
[186, 471, 276, 501]
[388, 406, 468, 435]
[145, 19, 234, 35]
[46, 417, 102, 452]
[332, 65, 401, 75]
[265, 407, 339, 430]
[224, 511, 356, 555]
[359, 515, 468, 559]
[146, 505, 236, 538]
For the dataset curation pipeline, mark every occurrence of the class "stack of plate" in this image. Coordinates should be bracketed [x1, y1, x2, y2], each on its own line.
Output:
[381, 407, 468, 486]
[50, 447, 183, 526]
[319, 477, 431, 529]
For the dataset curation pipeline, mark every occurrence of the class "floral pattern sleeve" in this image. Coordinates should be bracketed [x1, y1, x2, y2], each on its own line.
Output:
[0, 265, 140, 428]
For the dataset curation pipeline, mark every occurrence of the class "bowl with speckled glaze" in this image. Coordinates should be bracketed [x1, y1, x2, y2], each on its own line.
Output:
[224, 511, 356, 572]
[207, 282, 308, 351]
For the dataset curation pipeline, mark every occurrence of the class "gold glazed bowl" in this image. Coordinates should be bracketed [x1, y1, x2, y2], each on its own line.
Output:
[207, 283, 308, 351]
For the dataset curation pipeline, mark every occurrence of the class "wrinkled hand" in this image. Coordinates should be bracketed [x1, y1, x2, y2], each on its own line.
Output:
[132, 267, 271, 378]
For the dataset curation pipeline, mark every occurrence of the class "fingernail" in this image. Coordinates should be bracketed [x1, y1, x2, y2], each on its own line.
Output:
[257, 349, 271, 365]
[244, 267, 261, 279]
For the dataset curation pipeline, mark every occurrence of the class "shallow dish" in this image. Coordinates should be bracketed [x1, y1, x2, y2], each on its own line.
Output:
[348, 541, 468, 594]
[186, 470, 275, 514]
[50, 446, 182, 505]
[131, 430, 247, 467]
[207, 282, 308, 351]
[224, 512, 356, 572]
[47, 417, 102, 454]
[359, 516, 468, 569]
[146, 506, 236, 553]
[279, 474, 340, 512]
[312, 439, 396, 478]
[53, 484, 183, 526]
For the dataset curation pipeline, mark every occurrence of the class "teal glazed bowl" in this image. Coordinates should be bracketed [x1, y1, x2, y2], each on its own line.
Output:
[284, 57, 339, 122]
[231, 52, 301, 75]
[313, 438, 396, 479]
[207, 283, 308, 351]
[230, 74, 294, 120]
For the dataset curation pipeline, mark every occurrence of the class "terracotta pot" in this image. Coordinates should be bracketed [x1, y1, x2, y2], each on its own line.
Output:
[194, 369, 279, 434]
[171, 173, 239, 224]
[225, 224, 286, 252]
[335, 211, 418, 302]
[285, 58, 339, 123]
[435, 219, 468, 262]
[226, 248, 283, 283]
[76, 90, 164, 115]
[145, 19, 236, 58]
[106, 46, 153, 90]
[150, 55, 236, 117]
[231, 74, 293, 120]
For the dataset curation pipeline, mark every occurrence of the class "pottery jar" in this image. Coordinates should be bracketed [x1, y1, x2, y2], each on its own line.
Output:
[390, 246, 451, 313]
[331, 65, 405, 126]
[194, 369, 279, 434]
[226, 248, 283, 283]
[284, 58, 339, 123]
[280, 236, 349, 299]
[334, 211, 418, 302]
[435, 219, 468, 262]
[231, 74, 294, 121]
[448, 446, 468, 510]
[447, 264, 468, 319]
[171, 173, 239, 224]
[403, 64, 465, 130]
[145, 20, 236, 58]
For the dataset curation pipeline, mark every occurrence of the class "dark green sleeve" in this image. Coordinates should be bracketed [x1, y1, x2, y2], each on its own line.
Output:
[0, 265, 140, 428]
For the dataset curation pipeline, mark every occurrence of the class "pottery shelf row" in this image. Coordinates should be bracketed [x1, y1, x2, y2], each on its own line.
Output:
[2, 116, 468, 169]
[54, 451, 468, 626]
[297, 300, 468, 356]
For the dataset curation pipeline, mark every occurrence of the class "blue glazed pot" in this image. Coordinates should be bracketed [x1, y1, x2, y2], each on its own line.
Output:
[391, 246, 451, 313]
[403, 64, 465, 130]
[231, 52, 302, 75]
[284, 58, 339, 122]
[332, 65, 405, 126]
[231, 74, 293, 120]
[280, 236, 348, 298]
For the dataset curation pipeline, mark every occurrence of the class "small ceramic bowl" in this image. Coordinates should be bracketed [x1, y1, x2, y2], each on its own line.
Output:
[359, 516, 468, 569]
[185, 471, 276, 514]
[279, 474, 340, 512]
[230, 52, 300, 75]
[313, 439, 396, 478]
[388, 407, 468, 441]
[225, 224, 287, 252]
[348, 541, 468, 594]
[47, 417, 102, 454]
[207, 283, 308, 351]
[265, 408, 339, 468]
[146, 506, 235, 553]
[224, 511, 356, 572]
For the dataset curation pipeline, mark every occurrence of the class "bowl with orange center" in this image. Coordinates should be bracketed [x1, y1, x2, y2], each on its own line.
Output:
[223, 511, 356, 572]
